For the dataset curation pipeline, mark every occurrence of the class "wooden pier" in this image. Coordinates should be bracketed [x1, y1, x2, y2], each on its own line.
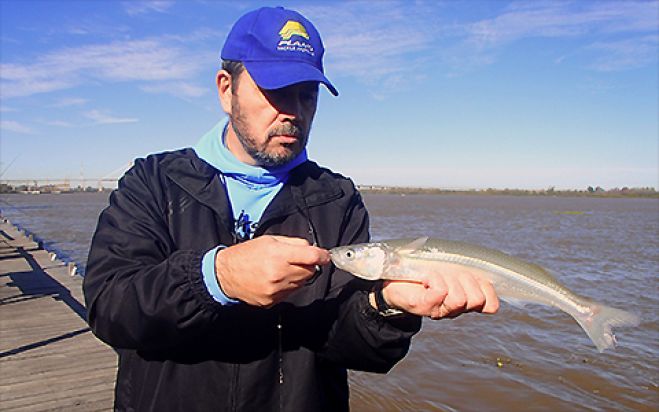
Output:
[0, 219, 117, 410]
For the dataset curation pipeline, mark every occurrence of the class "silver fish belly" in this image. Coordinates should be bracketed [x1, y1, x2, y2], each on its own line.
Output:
[330, 237, 640, 352]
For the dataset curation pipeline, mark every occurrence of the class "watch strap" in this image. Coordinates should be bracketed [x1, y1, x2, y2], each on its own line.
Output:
[374, 283, 404, 317]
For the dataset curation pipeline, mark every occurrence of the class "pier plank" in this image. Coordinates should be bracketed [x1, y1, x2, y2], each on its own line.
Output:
[0, 219, 117, 411]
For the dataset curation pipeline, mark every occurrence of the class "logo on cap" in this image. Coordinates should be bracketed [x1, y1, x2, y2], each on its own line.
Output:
[277, 20, 314, 56]
[279, 21, 309, 40]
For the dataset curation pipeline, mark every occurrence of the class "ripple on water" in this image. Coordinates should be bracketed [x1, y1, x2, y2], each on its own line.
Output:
[2, 192, 657, 410]
[359, 194, 658, 411]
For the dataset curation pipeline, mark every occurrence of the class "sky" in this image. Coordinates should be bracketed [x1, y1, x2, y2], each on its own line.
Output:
[1, 0, 657, 190]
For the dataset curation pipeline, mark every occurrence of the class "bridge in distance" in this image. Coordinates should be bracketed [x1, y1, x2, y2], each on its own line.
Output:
[0, 163, 132, 193]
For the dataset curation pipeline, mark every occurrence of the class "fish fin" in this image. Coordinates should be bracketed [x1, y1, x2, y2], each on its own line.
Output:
[501, 297, 529, 309]
[571, 304, 640, 352]
[396, 237, 429, 255]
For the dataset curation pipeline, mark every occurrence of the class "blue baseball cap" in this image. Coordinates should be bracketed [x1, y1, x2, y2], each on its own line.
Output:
[221, 6, 338, 96]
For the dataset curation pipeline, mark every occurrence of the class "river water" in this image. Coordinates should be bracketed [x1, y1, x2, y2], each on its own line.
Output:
[1, 192, 657, 411]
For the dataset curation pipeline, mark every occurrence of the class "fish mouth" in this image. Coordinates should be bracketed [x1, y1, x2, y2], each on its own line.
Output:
[328, 249, 342, 266]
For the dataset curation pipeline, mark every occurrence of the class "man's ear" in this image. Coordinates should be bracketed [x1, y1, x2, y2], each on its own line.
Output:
[216, 70, 233, 114]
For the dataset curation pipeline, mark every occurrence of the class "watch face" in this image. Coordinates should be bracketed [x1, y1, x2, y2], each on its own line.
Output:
[379, 308, 405, 317]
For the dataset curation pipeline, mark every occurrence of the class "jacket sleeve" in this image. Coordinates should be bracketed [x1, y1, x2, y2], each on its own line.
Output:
[318, 189, 422, 373]
[83, 158, 220, 351]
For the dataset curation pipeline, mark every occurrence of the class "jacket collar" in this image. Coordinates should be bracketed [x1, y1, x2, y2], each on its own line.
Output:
[163, 149, 344, 226]
[162, 149, 234, 233]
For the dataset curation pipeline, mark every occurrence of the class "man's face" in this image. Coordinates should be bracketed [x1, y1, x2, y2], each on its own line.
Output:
[229, 70, 319, 167]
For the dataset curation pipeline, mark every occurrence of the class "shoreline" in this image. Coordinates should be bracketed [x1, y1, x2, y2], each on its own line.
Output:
[2, 186, 658, 199]
[0, 213, 84, 276]
[358, 185, 659, 199]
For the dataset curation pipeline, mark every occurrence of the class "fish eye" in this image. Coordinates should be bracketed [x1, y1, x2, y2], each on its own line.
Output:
[345, 249, 355, 259]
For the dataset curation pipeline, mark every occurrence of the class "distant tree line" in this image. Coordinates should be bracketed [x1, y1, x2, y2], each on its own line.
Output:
[1, 182, 656, 198]
[358, 185, 658, 198]
[0, 183, 113, 194]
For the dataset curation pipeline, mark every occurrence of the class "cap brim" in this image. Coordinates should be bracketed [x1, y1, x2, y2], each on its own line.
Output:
[243, 61, 338, 96]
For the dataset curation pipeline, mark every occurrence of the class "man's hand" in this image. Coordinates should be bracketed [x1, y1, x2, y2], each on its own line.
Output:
[215, 235, 330, 307]
[379, 268, 500, 319]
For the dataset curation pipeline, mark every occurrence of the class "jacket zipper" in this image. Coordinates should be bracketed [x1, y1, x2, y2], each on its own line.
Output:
[230, 363, 239, 412]
[277, 311, 284, 412]
[250, 187, 319, 412]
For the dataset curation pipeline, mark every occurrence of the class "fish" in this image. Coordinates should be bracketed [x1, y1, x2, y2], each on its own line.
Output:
[330, 237, 640, 352]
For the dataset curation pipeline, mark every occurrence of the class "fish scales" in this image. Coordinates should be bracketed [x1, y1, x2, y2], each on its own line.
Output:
[330, 237, 641, 352]
[391, 238, 556, 284]
[405, 240, 592, 314]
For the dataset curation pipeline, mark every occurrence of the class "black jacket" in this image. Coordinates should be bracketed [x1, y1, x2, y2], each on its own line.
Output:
[83, 149, 421, 411]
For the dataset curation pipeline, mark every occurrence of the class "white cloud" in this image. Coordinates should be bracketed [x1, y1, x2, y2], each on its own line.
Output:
[44, 120, 75, 127]
[0, 120, 33, 134]
[301, 0, 656, 92]
[51, 97, 88, 108]
[161, 27, 226, 44]
[61, 20, 132, 38]
[50, 40, 197, 81]
[0, 63, 76, 98]
[140, 81, 208, 98]
[123, 1, 175, 16]
[456, 0, 659, 72]
[464, 1, 657, 48]
[1, 39, 202, 99]
[2, 1, 654, 103]
[85, 110, 138, 125]
[300, 2, 438, 92]
[588, 34, 659, 71]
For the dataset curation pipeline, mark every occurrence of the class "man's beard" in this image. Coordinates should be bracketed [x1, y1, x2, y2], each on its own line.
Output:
[231, 103, 309, 168]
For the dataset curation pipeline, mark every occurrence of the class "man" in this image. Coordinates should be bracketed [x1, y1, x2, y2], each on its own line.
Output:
[83, 6, 498, 411]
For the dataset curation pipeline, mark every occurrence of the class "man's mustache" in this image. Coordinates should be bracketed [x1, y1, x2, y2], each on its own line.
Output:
[268, 123, 304, 139]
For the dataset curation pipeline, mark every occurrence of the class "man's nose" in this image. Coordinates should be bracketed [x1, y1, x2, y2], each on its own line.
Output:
[276, 93, 305, 119]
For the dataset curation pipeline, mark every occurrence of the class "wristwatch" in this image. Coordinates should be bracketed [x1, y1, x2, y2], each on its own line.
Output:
[373, 283, 404, 317]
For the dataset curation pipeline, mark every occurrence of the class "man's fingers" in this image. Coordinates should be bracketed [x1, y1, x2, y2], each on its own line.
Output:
[429, 305, 442, 320]
[266, 236, 330, 266]
[287, 264, 321, 284]
[217, 235, 329, 306]
[427, 271, 497, 319]
[479, 278, 499, 314]
[424, 276, 448, 305]
[285, 246, 330, 266]
[441, 275, 468, 315]
[461, 273, 486, 312]
[270, 236, 311, 246]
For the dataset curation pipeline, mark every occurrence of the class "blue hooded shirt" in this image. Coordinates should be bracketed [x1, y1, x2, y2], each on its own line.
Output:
[194, 120, 308, 304]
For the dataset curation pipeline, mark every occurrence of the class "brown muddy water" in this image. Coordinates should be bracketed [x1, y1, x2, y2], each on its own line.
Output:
[1, 192, 657, 411]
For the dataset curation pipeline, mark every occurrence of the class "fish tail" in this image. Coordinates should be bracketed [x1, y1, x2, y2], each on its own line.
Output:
[572, 303, 640, 352]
